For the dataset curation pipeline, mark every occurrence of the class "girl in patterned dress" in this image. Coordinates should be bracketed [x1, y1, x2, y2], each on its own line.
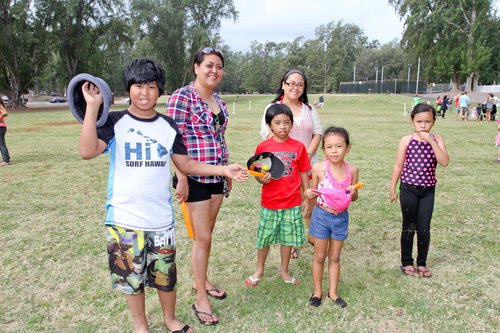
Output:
[390, 103, 449, 278]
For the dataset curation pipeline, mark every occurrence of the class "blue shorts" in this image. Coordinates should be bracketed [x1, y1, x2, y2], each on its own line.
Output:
[309, 206, 349, 241]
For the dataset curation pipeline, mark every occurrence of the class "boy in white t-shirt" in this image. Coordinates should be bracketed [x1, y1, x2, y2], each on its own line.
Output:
[79, 58, 247, 333]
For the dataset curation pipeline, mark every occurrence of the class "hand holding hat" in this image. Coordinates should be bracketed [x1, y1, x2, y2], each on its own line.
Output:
[67, 73, 112, 127]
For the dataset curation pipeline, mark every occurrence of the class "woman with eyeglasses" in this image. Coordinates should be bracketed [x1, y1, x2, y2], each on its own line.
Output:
[166, 47, 229, 326]
[260, 69, 323, 252]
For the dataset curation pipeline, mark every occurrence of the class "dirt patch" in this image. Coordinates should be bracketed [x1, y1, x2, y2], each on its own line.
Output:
[10, 121, 79, 132]
[5, 105, 69, 113]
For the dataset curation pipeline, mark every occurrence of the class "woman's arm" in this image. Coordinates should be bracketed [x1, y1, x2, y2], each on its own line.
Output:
[166, 91, 190, 200]
[308, 106, 323, 156]
[308, 134, 321, 157]
[259, 104, 272, 139]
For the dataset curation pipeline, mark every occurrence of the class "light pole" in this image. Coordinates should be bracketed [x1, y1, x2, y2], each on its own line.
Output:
[407, 64, 412, 94]
[381, 66, 385, 93]
[374, 62, 379, 94]
[353, 62, 356, 83]
[415, 57, 421, 94]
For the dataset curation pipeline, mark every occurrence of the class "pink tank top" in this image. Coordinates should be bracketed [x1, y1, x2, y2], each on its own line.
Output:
[400, 135, 437, 186]
[317, 160, 352, 209]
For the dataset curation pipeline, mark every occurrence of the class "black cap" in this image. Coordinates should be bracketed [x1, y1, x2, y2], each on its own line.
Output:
[247, 152, 285, 180]
[67, 73, 112, 128]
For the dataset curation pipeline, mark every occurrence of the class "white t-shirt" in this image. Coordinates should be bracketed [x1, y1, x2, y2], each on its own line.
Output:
[260, 102, 322, 163]
[97, 110, 187, 231]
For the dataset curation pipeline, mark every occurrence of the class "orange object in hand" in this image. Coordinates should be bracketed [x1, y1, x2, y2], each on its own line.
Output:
[354, 181, 364, 190]
[181, 201, 194, 240]
[249, 170, 266, 177]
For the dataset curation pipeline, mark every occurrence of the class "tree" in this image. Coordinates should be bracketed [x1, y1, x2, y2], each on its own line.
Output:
[241, 41, 288, 93]
[45, 0, 127, 90]
[306, 21, 367, 93]
[390, 0, 498, 92]
[0, 0, 51, 106]
[131, 0, 238, 92]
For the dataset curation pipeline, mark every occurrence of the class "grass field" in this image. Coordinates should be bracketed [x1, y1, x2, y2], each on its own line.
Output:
[0, 94, 498, 333]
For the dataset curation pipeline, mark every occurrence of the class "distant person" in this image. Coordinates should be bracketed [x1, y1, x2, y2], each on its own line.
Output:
[79, 58, 247, 333]
[454, 94, 461, 119]
[0, 98, 11, 166]
[472, 103, 481, 121]
[485, 93, 495, 122]
[245, 104, 311, 287]
[390, 103, 449, 278]
[496, 117, 500, 162]
[260, 68, 322, 252]
[459, 92, 470, 121]
[413, 94, 421, 106]
[318, 95, 324, 108]
[305, 126, 360, 308]
[436, 95, 443, 106]
[440, 95, 449, 119]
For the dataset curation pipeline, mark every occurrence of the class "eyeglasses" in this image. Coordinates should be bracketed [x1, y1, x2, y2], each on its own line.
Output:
[285, 81, 305, 89]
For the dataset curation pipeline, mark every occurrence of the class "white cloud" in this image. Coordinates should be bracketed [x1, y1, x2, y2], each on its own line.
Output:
[220, 0, 405, 52]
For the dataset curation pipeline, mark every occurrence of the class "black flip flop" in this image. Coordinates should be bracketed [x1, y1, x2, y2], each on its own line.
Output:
[192, 287, 227, 300]
[171, 324, 191, 333]
[206, 287, 227, 300]
[191, 304, 219, 326]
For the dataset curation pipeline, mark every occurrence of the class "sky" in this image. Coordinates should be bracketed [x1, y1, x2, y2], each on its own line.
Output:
[219, 0, 406, 52]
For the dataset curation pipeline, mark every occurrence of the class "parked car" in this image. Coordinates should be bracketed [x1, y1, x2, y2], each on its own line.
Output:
[49, 97, 67, 103]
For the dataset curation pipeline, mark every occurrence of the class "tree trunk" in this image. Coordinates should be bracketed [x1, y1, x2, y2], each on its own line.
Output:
[451, 73, 461, 91]
[465, 73, 475, 92]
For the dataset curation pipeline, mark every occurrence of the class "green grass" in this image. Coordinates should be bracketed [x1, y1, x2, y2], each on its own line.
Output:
[0, 94, 498, 332]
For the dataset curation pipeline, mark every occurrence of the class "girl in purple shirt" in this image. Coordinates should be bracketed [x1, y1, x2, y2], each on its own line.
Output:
[390, 103, 449, 278]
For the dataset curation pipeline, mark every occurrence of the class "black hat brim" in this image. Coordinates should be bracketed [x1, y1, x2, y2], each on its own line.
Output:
[247, 152, 285, 180]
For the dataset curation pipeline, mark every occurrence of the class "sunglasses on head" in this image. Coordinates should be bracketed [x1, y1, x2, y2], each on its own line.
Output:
[201, 47, 223, 57]
[196, 47, 224, 66]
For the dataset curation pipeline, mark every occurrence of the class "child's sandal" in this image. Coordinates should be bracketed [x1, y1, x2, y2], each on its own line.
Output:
[400, 265, 417, 276]
[417, 266, 432, 278]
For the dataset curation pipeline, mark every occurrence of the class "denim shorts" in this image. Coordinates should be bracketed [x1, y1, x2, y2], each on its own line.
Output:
[309, 206, 349, 241]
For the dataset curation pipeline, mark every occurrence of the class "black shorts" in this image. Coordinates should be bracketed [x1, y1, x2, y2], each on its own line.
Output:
[173, 176, 223, 202]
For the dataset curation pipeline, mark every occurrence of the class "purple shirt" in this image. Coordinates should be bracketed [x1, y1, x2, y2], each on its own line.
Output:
[401, 136, 438, 186]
